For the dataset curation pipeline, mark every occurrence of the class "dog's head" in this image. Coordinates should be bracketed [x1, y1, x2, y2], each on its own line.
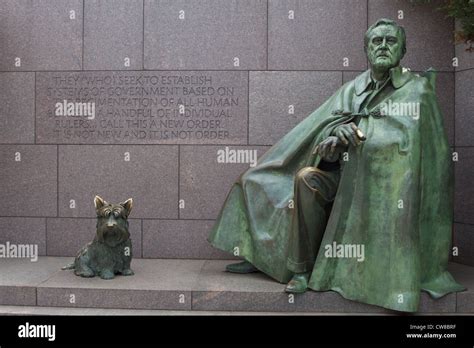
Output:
[94, 195, 132, 247]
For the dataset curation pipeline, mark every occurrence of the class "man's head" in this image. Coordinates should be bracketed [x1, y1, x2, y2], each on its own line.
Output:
[364, 19, 406, 73]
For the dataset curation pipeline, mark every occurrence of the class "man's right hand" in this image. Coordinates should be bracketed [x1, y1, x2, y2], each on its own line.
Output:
[313, 136, 345, 162]
[332, 122, 365, 146]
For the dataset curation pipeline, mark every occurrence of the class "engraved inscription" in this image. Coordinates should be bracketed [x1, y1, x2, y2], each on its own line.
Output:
[36, 71, 248, 144]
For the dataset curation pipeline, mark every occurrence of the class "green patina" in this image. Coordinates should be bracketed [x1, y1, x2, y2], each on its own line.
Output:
[208, 19, 465, 312]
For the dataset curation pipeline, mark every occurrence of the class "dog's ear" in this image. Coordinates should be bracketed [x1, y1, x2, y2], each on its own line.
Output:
[120, 198, 133, 216]
[94, 195, 108, 210]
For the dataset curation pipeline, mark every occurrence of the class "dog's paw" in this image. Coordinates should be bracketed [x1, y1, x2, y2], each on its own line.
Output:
[121, 269, 134, 276]
[99, 270, 115, 280]
[75, 270, 95, 278]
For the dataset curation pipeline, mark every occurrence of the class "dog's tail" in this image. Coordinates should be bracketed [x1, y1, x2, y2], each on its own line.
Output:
[61, 262, 75, 270]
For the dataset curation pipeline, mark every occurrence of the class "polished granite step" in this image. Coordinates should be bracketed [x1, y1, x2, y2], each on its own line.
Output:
[0, 257, 472, 314]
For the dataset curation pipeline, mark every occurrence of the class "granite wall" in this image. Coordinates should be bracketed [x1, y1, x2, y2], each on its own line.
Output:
[0, 0, 472, 265]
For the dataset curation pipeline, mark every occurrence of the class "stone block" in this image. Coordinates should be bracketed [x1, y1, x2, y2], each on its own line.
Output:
[0, 73, 35, 143]
[0, 217, 46, 256]
[37, 259, 205, 310]
[142, 219, 236, 259]
[268, 0, 367, 70]
[0, 0, 82, 71]
[448, 263, 474, 313]
[84, 0, 143, 70]
[455, 69, 474, 146]
[179, 145, 270, 219]
[144, 0, 267, 70]
[0, 145, 57, 217]
[454, 147, 474, 224]
[0, 257, 65, 305]
[453, 223, 474, 267]
[58, 145, 178, 219]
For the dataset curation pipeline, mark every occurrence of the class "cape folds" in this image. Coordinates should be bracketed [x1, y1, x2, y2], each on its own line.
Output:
[208, 67, 465, 312]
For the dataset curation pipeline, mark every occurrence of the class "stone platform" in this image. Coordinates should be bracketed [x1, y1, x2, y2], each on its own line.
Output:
[0, 257, 472, 314]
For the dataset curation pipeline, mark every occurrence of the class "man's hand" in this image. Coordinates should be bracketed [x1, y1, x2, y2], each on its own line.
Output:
[332, 122, 365, 146]
[313, 136, 345, 162]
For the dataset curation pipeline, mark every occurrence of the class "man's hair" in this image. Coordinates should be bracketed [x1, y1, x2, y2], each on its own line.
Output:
[364, 18, 406, 55]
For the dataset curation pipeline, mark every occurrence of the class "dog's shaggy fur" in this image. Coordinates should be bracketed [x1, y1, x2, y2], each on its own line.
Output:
[62, 196, 134, 280]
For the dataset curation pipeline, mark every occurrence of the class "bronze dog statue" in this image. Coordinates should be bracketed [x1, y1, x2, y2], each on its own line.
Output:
[62, 196, 134, 280]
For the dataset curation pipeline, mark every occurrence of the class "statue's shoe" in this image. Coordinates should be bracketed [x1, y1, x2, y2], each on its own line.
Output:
[285, 273, 310, 293]
[225, 261, 259, 274]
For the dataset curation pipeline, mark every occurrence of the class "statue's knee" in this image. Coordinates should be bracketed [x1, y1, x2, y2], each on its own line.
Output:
[296, 166, 326, 187]
[295, 167, 316, 182]
[295, 167, 330, 202]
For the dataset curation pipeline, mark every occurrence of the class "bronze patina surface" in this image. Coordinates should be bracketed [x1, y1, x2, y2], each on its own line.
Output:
[62, 196, 134, 280]
[208, 19, 465, 312]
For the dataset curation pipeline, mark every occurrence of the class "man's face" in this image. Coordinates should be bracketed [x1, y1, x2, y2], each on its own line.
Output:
[366, 24, 404, 72]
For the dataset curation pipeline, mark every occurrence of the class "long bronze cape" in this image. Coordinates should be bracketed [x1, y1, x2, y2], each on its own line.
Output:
[208, 66, 465, 312]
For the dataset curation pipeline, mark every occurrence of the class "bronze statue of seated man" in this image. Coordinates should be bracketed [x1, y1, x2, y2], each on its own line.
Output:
[208, 18, 465, 312]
